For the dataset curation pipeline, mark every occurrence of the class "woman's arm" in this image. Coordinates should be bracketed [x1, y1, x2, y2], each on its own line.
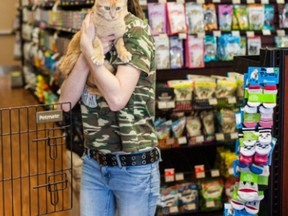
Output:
[58, 53, 89, 112]
[80, 13, 141, 111]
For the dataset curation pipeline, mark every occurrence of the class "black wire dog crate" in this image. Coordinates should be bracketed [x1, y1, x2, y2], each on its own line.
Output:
[0, 103, 73, 216]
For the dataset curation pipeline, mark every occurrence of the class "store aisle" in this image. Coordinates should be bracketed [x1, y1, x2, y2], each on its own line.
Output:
[0, 72, 38, 108]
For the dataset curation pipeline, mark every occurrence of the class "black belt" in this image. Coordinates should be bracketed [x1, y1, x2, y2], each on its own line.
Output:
[85, 148, 160, 166]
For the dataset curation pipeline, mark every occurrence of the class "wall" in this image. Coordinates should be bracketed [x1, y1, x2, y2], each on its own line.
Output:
[0, 0, 19, 66]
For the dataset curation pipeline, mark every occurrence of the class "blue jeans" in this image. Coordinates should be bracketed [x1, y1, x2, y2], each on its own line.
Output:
[80, 151, 161, 216]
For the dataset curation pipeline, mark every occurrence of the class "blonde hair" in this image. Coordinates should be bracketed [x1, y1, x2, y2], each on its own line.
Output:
[128, 0, 145, 20]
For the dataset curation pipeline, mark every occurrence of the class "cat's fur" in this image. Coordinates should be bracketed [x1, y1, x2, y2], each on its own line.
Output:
[59, 0, 131, 94]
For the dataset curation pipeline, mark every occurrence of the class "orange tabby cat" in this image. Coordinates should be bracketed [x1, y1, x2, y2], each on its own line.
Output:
[59, 0, 131, 93]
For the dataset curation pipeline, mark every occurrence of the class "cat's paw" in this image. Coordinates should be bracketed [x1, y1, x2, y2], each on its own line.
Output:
[118, 51, 132, 63]
[91, 55, 105, 66]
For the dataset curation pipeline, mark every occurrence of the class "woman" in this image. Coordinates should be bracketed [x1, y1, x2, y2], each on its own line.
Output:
[59, 0, 160, 215]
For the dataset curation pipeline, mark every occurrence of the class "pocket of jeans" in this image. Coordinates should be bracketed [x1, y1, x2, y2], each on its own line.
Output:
[122, 164, 153, 179]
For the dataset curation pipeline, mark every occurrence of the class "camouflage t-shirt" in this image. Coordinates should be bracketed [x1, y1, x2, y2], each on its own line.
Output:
[80, 13, 157, 153]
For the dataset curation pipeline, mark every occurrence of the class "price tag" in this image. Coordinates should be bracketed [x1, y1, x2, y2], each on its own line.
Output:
[196, 136, 204, 143]
[178, 33, 187, 40]
[196, 172, 205, 178]
[246, 0, 255, 3]
[228, 96, 236, 104]
[165, 168, 175, 182]
[216, 133, 225, 141]
[195, 165, 205, 179]
[213, 31, 221, 37]
[196, 0, 205, 4]
[206, 200, 215, 208]
[197, 32, 206, 38]
[211, 169, 220, 177]
[166, 138, 175, 145]
[209, 98, 217, 105]
[175, 173, 184, 181]
[169, 206, 179, 213]
[246, 31, 255, 37]
[139, 0, 148, 5]
[277, 30, 286, 37]
[261, 0, 269, 3]
[276, 0, 284, 3]
[159, 33, 168, 39]
[178, 136, 187, 145]
[166, 101, 175, 109]
[262, 30, 271, 35]
[176, 0, 185, 3]
[212, 0, 220, 2]
[231, 132, 239, 140]
[187, 203, 196, 210]
[232, 31, 240, 37]
[232, 0, 241, 3]
[158, 0, 167, 3]
[157, 101, 167, 109]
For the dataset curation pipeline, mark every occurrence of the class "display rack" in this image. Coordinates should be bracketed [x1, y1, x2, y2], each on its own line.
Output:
[232, 47, 288, 216]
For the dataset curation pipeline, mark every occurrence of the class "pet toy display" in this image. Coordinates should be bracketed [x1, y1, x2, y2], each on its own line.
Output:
[224, 67, 279, 216]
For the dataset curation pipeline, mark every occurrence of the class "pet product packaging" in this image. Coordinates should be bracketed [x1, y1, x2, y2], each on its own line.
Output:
[147, 3, 167, 35]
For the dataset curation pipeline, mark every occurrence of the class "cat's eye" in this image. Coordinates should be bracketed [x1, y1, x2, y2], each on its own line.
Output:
[104, 6, 110, 10]
[116, 7, 121, 11]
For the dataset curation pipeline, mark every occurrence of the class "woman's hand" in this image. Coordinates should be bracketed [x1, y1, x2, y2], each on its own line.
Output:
[101, 35, 116, 54]
[80, 13, 96, 58]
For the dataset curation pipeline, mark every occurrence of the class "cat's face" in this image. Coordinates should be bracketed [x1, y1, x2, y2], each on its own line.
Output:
[94, 0, 127, 21]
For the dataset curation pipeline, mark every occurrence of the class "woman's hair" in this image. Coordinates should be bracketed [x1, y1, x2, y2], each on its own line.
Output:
[128, 0, 145, 20]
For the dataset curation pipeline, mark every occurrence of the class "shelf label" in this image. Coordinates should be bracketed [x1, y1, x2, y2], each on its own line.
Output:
[276, 0, 284, 3]
[164, 168, 175, 182]
[169, 206, 179, 213]
[196, 0, 205, 4]
[187, 203, 196, 210]
[211, 169, 220, 177]
[216, 133, 225, 141]
[178, 136, 187, 145]
[231, 132, 239, 140]
[206, 200, 216, 208]
[175, 173, 184, 181]
[195, 164, 205, 179]
[246, 31, 255, 37]
[197, 32, 206, 38]
[158, 0, 167, 3]
[261, 0, 269, 3]
[209, 98, 217, 105]
[232, 0, 241, 4]
[157, 101, 175, 109]
[176, 0, 185, 3]
[277, 30, 286, 37]
[246, 0, 255, 3]
[228, 96, 237, 104]
[196, 136, 204, 143]
[166, 138, 175, 145]
[213, 31, 221, 37]
[212, 0, 220, 2]
[232, 31, 240, 37]
[178, 33, 187, 40]
[159, 33, 168, 40]
[262, 30, 271, 35]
